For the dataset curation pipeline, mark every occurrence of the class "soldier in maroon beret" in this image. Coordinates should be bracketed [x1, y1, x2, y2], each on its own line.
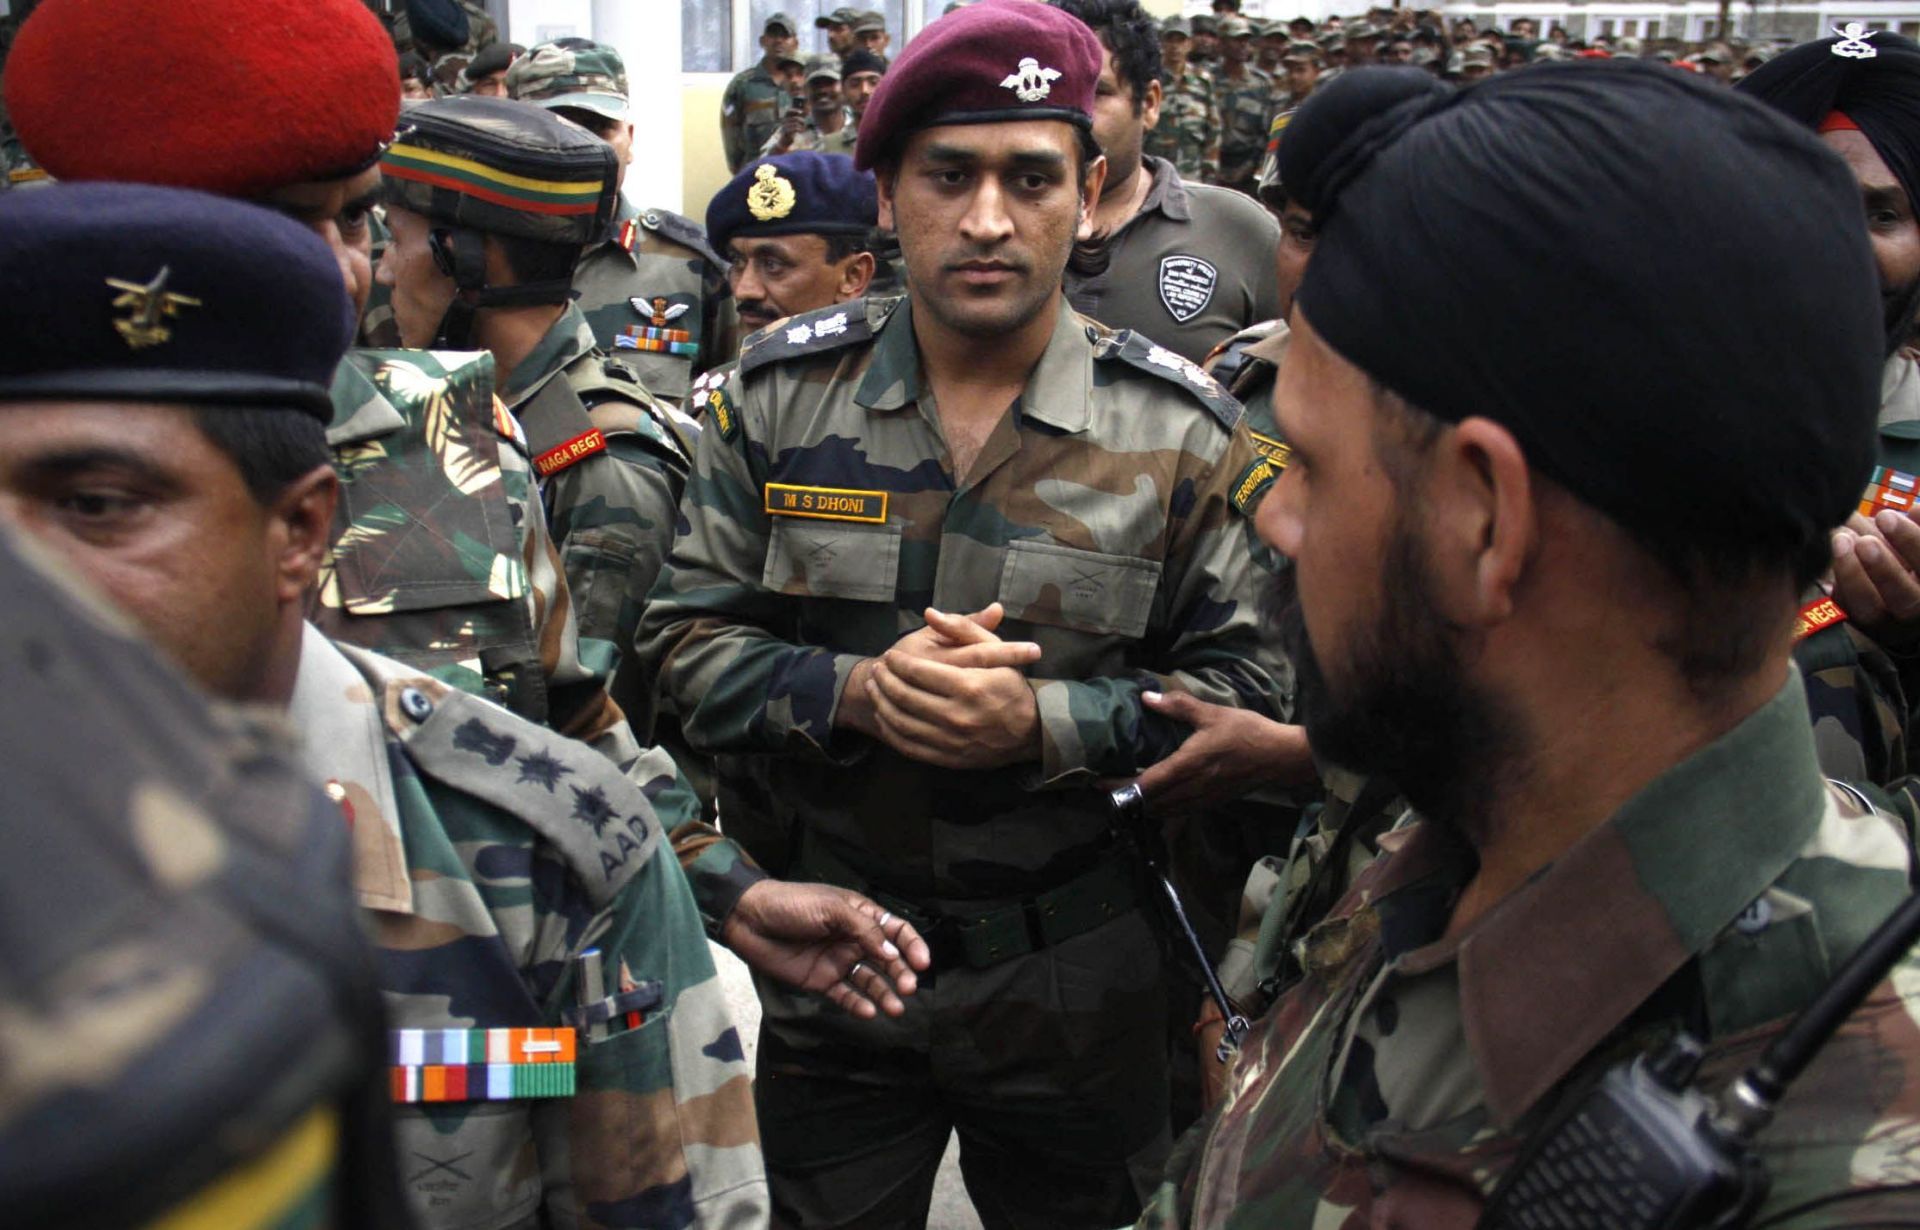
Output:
[640, 0, 1294, 1226]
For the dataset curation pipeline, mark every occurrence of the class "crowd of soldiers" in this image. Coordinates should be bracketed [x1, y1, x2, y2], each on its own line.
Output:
[7, 0, 1920, 1227]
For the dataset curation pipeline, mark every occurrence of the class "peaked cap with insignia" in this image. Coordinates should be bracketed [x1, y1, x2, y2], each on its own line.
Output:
[0, 184, 353, 419]
[706, 152, 878, 256]
[853, 0, 1101, 170]
[382, 96, 620, 247]
[4, 0, 399, 199]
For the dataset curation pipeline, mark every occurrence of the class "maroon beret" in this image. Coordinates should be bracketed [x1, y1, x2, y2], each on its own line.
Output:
[6, 0, 399, 199]
[853, 0, 1101, 171]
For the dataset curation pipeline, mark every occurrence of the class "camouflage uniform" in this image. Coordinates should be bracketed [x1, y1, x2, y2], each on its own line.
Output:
[499, 303, 695, 731]
[1211, 66, 1276, 192]
[575, 200, 736, 406]
[759, 109, 860, 158]
[315, 348, 628, 746]
[1144, 677, 1920, 1228]
[0, 528, 404, 1228]
[638, 295, 1291, 1224]
[1146, 66, 1220, 183]
[721, 61, 794, 174]
[508, 40, 737, 406]
[289, 622, 768, 1228]
[388, 0, 499, 57]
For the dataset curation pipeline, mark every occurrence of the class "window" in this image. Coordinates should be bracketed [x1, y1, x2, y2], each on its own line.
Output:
[683, 0, 731, 72]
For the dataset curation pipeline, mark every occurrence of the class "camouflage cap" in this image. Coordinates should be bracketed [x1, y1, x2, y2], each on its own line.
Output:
[1163, 15, 1192, 38]
[507, 39, 629, 122]
[1217, 14, 1254, 37]
[381, 96, 618, 247]
[764, 10, 799, 35]
[853, 9, 888, 34]
[816, 6, 862, 28]
[805, 53, 843, 83]
[1344, 20, 1380, 41]
[1283, 39, 1322, 61]
[1191, 14, 1219, 34]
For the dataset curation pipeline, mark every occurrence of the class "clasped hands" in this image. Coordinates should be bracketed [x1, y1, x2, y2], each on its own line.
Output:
[839, 602, 1043, 769]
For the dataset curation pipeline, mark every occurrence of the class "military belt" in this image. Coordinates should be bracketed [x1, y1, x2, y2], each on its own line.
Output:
[798, 839, 1137, 971]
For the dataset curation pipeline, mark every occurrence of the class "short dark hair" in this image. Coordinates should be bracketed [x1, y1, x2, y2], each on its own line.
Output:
[1047, 0, 1162, 108]
[192, 406, 331, 504]
[821, 231, 871, 264]
[491, 233, 582, 286]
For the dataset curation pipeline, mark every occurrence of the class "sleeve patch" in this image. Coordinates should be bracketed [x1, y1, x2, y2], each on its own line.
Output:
[1230, 455, 1279, 514]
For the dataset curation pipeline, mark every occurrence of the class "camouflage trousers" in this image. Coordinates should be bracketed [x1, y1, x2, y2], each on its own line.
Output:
[754, 909, 1172, 1229]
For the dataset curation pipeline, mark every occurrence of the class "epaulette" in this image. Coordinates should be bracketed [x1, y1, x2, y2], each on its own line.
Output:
[691, 365, 743, 444]
[633, 207, 727, 271]
[738, 298, 886, 376]
[1099, 329, 1243, 432]
[1202, 321, 1283, 393]
[345, 649, 663, 907]
[567, 356, 697, 466]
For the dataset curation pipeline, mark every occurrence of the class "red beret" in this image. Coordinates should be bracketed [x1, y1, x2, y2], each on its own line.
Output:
[5, 0, 399, 199]
[854, 0, 1101, 171]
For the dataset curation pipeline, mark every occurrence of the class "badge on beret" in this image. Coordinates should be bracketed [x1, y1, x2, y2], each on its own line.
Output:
[747, 163, 798, 222]
[105, 266, 202, 351]
[1001, 57, 1063, 103]
[1833, 22, 1879, 59]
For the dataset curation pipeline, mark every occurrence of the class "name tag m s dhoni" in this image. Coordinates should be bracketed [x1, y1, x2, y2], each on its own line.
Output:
[764, 483, 890, 524]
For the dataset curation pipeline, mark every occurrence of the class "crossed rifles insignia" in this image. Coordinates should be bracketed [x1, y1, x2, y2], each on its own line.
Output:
[105, 266, 202, 350]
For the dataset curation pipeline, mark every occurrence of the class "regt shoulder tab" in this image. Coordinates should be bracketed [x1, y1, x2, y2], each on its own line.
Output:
[1102, 329, 1244, 432]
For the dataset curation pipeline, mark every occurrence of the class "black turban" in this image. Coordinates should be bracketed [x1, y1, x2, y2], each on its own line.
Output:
[1740, 32, 1920, 351]
[1281, 62, 1882, 574]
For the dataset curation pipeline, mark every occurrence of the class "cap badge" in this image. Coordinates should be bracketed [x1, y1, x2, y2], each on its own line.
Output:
[1001, 57, 1063, 103]
[1833, 22, 1879, 59]
[105, 266, 202, 351]
[747, 163, 798, 222]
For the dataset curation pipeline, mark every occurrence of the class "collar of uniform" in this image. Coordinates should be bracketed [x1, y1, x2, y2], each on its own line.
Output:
[1139, 155, 1191, 223]
[1377, 671, 1826, 1126]
[1880, 349, 1920, 428]
[855, 295, 1094, 433]
[325, 353, 408, 448]
[287, 623, 413, 915]
[500, 302, 598, 408]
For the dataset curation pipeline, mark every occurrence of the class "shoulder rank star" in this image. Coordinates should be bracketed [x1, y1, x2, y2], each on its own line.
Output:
[1001, 57, 1063, 102]
[105, 266, 202, 350]
[746, 163, 797, 222]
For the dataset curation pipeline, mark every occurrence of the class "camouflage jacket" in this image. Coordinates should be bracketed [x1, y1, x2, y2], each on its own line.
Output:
[759, 110, 859, 158]
[500, 304, 696, 728]
[315, 349, 627, 746]
[575, 198, 736, 406]
[289, 624, 767, 1228]
[0, 533, 401, 1228]
[1145, 675, 1920, 1228]
[1146, 67, 1221, 183]
[1211, 67, 1276, 187]
[720, 63, 792, 173]
[637, 295, 1291, 898]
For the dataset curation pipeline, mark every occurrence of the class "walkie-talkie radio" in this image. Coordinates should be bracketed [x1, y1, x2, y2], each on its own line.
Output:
[1479, 888, 1920, 1229]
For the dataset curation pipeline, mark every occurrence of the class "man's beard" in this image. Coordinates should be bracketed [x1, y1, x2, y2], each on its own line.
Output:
[1267, 520, 1524, 847]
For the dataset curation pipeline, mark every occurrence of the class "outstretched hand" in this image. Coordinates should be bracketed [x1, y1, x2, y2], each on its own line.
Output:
[720, 880, 932, 1018]
[1109, 690, 1315, 815]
